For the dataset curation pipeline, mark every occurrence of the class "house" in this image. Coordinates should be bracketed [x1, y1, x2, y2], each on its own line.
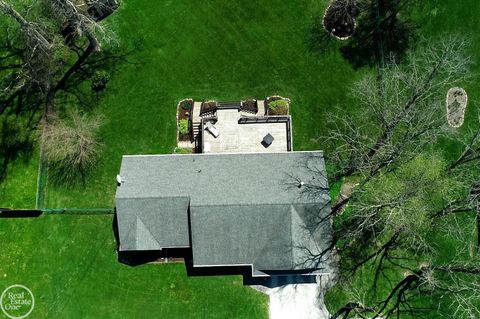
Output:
[115, 151, 332, 278]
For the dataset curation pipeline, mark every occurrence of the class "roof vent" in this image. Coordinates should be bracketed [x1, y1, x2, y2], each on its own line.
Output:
[116, 174, 125, 186]
[298, 181, 305, 188]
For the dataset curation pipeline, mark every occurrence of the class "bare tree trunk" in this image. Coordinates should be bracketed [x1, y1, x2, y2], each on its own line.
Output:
[0, 1, 51, 50]
[449, 129, 480, 171]
[44, 85, 55, 120]
[54, 34, 99, 93]
[476, 206, 480, 255]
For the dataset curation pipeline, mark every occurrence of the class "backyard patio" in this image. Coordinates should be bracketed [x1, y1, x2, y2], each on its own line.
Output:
[202, 109, 291, 153]
[177, 97, 293, 153]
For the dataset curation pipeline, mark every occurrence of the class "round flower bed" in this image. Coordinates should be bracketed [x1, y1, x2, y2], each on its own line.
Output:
[446, 87, 467, 128]
[322, 0, 358, 40]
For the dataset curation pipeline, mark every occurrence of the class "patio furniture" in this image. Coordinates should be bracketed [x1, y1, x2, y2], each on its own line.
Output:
[205, 121, 220, 138]
[261, 133, 274, 148]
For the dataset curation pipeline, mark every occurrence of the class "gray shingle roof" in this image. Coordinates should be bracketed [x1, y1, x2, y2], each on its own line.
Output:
[116, 197, 190, 251]
[115, 151, 331, 275]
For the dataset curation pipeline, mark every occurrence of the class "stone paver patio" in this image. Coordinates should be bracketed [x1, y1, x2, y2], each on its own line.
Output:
[203, 109, 289, 153]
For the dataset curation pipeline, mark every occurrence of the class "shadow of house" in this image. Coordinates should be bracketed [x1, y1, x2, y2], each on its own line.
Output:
[118, 248, 191, 267]
[114, 152, 332, 286]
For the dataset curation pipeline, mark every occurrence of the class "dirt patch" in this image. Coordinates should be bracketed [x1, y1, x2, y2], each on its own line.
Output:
[446, 87, 467, 128]
[339, 181, 357, 200]
[241, 98, 258, 114]
[178, 132, 190, 141]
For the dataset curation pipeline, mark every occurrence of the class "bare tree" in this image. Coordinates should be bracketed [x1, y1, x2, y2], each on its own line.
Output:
[306, 36, 480, 318]
[0, 0, 122, 180]
[42, 111, 103, 182]
[326, 36, 470, 213]
[332, 263, 480, 319]
[0, 0, 115, 118]
[0, 1, 53, 112]
[449, 121, 480, 170]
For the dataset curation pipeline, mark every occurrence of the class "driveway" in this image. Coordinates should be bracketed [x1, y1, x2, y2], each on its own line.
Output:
[251, 274, 336, 319]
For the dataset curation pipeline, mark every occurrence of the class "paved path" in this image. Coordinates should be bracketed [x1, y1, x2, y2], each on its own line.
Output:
[257, 100, 266, 116]
[251, 256, 338, 319]
[251, 275, 334, 319]
[268, 275, 333, 319]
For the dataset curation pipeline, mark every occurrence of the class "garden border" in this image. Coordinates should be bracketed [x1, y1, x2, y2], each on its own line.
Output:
[446, 87, 468, 128]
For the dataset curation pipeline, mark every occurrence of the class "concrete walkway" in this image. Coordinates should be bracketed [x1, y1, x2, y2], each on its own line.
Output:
[257, 100, 266, 116]
[250, 255, 338, 319]
[269, 284, 325, 319]
[268, 275, 333, 319]
[250, 275, 334, 319]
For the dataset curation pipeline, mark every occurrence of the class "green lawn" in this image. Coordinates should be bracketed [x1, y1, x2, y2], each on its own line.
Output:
[0, 215, 267, 318]
[0, 152, 38, 209]
[414, 0, 480, 137]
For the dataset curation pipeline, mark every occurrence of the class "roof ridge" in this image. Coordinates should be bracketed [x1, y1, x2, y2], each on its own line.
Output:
[135, 216, 161, 249]
[191, 202, 316, 208]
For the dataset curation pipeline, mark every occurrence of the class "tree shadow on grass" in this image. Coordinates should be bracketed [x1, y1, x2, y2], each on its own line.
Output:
[309, 0, 416, 69]
[307, 16, 338, 55]
[58, 44, 142, 114]
[0, 115, 35, 183]
[340, 11, 416, 69]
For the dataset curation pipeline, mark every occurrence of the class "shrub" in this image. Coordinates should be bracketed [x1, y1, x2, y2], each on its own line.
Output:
[91, 70, 110, 92]
[268, 99, 288, 115]
[42, 111, 103, 182]
[179, 119, 189, 135]
[181, 100, 193, 110]
[242, 99, 258, 113]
